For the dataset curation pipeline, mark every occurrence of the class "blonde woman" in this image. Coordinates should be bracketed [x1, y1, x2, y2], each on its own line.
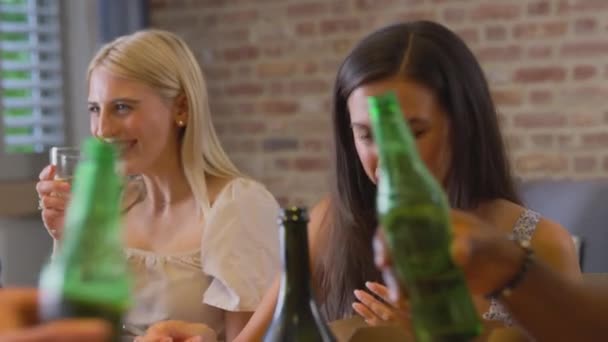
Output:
[35, 30, 280, 341]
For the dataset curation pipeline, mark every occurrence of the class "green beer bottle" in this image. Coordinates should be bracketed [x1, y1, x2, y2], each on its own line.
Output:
[368, 92, 481, 342]
[39, 138, 131, 341]
[264, 207, 336, 342]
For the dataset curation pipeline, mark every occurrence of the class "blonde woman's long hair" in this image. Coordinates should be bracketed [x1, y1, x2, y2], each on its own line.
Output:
[87, 29, 242, 214]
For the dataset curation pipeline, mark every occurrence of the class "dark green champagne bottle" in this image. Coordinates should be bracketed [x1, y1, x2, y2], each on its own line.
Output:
[368, 92, 481, 342]
[263, 207, 336, 342]
[38, 138, 131, 341]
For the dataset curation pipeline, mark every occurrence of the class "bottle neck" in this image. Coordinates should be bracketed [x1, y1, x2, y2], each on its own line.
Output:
[279, 221, 312, 305]
[371, 108, 427, 192]
[60, 158, 122, 258]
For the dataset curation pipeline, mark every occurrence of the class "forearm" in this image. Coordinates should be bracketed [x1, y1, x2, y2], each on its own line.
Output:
[501, 259, 607, 341]
[233, 276, 279, 342]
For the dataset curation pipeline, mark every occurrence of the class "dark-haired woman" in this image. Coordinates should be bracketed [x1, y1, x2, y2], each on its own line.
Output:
[140, 20, 581, 341]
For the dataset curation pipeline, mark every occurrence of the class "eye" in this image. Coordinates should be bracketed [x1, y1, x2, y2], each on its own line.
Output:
[354, 129, 374, 145]
[115, 103, 132, 115]
[88, 104, 99, 115]
[412, 129, 427, 139]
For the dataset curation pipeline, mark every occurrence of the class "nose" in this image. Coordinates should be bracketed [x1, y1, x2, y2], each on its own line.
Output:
[95, 108, 117, 139]
[371, 145, 379, 183]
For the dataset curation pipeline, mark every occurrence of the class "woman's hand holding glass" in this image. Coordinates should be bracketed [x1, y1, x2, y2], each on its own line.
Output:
[36, 165, 71, 240]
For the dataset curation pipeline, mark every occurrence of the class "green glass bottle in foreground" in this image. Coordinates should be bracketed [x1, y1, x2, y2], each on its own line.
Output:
[263, 207, 336, 342]
[368, 92, 481, 342]
[38, 138, 131, 341]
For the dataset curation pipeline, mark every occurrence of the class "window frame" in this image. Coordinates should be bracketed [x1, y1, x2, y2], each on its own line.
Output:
[0, 0, 99, 216]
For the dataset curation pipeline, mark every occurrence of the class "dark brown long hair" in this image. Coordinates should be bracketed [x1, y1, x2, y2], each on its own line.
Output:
[314, 20, 521, 320]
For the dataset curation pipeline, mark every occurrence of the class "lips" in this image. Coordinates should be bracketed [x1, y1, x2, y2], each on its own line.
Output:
[102, 138, 137, 155]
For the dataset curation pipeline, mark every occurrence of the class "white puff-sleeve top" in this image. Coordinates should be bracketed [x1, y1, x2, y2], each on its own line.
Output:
[124, 178, 280, 339]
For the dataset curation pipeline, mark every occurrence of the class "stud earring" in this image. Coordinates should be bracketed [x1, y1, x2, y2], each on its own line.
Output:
[177, 120, 185, 127]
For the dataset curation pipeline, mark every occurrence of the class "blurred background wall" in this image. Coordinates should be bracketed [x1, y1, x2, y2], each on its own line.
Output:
[3, 0, 608, 285]
[149, 0, 608, 206]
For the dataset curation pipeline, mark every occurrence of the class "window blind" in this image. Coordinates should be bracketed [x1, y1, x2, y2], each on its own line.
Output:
[1, 0, 64, 154]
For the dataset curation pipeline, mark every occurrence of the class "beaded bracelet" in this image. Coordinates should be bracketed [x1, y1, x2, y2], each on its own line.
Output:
[485, 239, 535, 299]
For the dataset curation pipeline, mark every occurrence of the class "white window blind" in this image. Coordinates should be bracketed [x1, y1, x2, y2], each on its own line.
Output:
[1, 0, 64, 155]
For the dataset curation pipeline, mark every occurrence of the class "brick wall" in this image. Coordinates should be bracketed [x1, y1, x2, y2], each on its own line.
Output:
[149, 0, 608, 207]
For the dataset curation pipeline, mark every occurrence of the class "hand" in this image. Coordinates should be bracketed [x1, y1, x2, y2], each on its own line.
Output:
[135, 320, 217, 342]
[450, 210, 527, 296]
[35, 165, 70, 240]
[373, 210, 526, 299]
[0, 288, 110, 342]
[352, 281, 410, 328]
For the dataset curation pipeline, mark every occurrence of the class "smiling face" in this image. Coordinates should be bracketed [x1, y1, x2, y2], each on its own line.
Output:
[346, 76, 452, 186]
[88, 67, 184, 175]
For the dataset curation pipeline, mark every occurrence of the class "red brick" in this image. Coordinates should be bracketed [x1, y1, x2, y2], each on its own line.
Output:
[513, 113, 566, 128]
[289, 80, 328, 95]
[513, 23, 537, 38]
[232, 121, 266, 134]
[263, 138, 298, 151]
[504, 134, 525, 151]
[302, 139, 326, 152]
[443, 7, 466, 23]
[470, 4, 521, 21]
[581, 132, 608, 147]
[573, 65, 597, 80]
[355, 0, 421, 10]
[454, 28, 479, 44]
[219, 29, 250, 42]
[571, 113, 601, 127]
[224, 83, 264, 96]
[223, 45, 259, 62]
[220, 9, 258, 25]
[269, 82, 286, 94]
[513, 21, 567, 39]
[320, 18, 361, 35]
[531, 134, 554, 148]
[261, 44, 294, 58]
[287, 2, 328, 17]
[476, 46, 522, 62]
[561, 41, 608, 57]
[257, 62, 296, 78]
[392, 10, 436, 22]
[223, 139, 259, 153]
[527, 45, 553, 59]
[558, 134, 574, 148]
[528, 1, 551, 15]
[302, 62, 319, 74]
[207, 86, 223, 98]
[275, 158, 291, 170]
[236, 65, 253, 78]
[515, 154, 568, 173]
[330, 1, 350, 14]
[529, 90, 553, 104]
[485, 25, 507, 41]
[332, 39, 353, 55]
[205, 66, 232, 80]
[260, 101, 299, 115]
[514, 67, 566, 83]
[574, 156, 597, 172]
[574, 18, 597, 34]
[295, 22, 317, 37]
[602, 156, 608, 172]
[294, 157, 329, 171]
[558, 0, 608, 13]
[492, 89, 523, 106]
[544, 21, 568, 36]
